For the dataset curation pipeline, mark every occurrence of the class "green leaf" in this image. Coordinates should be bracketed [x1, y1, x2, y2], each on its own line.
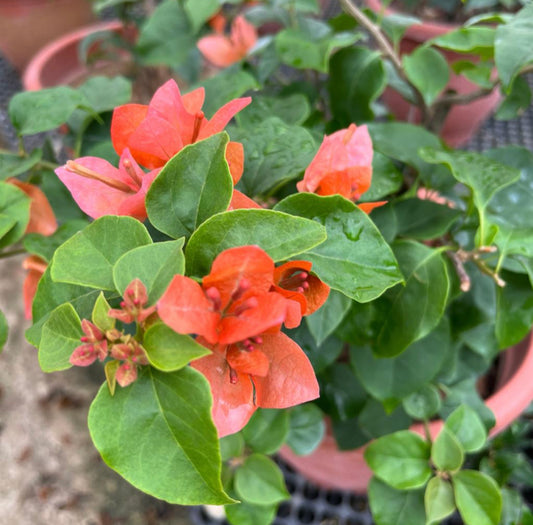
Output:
[361, 152, 403, 202]
[185, 209, 326, 277]
[78, 75, 132, 113]
[0, 182, 31, 249]
[328, 46, 386, 124]
[432, 427, 464, 472]
[306, 290, 351, 346]
[375, 241, 449, 357]
[425, 477, 456, 525]
[445, 405, 487, 453]
[225, 502, 277, 525]
[286, 403, 325, 456]
[184, 0, 219, 32]
[419, 148, 521, 245]
[236, 94, 311, 127]
[275, 194, 403, 302]
[38, 303, 81, 372]
[393, 198, 462, 240]
[433, 27, 495, 58]
[495, 3, 533, 91]
[143, 323, 210, 372]
[402, 384, 442, 421]
[453, 470, 502, 525]
[0, 310, 7, 353]
[136, 0, 196, 68]
[368, 478, 426, 525]
[234, 454, 290, 505]
[220, 433, 245, 462]
[51, 216, 152, 290]
[146, 133, 233, 239]
[195, 67, 258, 118]
[8, 87, 88, 135]
[403, 47, 449, 106]
[0, 149, 42, 180]
[453, 61, 494, 89]
[113, 239, 185, 304]
[92, 292, 114, 332]
[242, 409, 290, 455]
[88, 366, 233, 504]
[232, 117, 316, 196]
[364, 431, 432, 490]
[495, 76, 532, 120]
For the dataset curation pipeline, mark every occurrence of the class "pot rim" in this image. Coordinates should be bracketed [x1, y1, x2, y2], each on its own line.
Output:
[22, 20, 123, 91]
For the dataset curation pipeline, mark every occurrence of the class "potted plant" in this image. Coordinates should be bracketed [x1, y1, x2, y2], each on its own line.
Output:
[1, 1, 532, 524]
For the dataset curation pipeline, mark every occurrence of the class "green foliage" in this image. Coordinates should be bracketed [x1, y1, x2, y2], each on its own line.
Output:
[445, 405, 487, 452]
[432, 427, 464, 472]
[0, 149, 42, 180]
[425, 477, 456, 525]
[89, 367, 233, 505]
[306, 290, 351, 346]
[242, 409, 290, 455]
[0, 182, 31, 249]
[286, 403, 325, 455]
[402, 384, 442, 421]
[0, 310, 7, 354]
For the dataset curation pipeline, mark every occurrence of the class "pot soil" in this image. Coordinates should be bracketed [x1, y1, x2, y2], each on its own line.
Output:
[364, 0, 501, 147]
[280, 333, 533, 493]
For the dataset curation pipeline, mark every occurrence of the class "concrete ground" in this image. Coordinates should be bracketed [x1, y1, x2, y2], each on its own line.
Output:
[0, 256, 193, 525]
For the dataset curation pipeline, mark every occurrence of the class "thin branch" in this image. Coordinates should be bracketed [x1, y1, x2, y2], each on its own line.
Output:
[0, 248, 26, 259]
[446, 250, 471, 292]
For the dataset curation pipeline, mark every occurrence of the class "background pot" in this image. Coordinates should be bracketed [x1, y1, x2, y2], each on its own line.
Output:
[22, 20, 127, 91]
[364, 0, 501, 147]
[0, 0, 95, 72]
[280, 333, 533, 493]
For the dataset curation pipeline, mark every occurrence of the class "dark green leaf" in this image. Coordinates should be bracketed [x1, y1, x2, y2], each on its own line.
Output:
[403, 47, 449, 106]
[184, 0, 219, 32]
[88, 367, 233, 504]
[242, 409, 290, 455]
[234, 454, 290, 505]
[286, 404, 325, 455]
[185, 209, 326, 276]
[38, 303, 81, 372]
[369, 478, 425, 525]
[495, 76, 532, 120]
[403, 384, 442, 421]
[453, 470, 502, 525]
[51, 216, 152, 290]
[233, 117, 316, 196]
[358, 399, 411, 439]
[143, 323, 210, 371]
[425, 477, 456, 525]
[364, 430, 432, 489]
[360, 152, 403, 202]
[146, 134, 233, 239]
[220, 433, 245, 462]
[78, 75, 132, 113]
[0, 149, 42, 179]
[9, 86, 89, 135]
[328, 46, 386, 124]
[306, 290, 351, 346]
[375, 241, 450, 357]
[236, 94, 311, 127]
[275, 194, 403, 302]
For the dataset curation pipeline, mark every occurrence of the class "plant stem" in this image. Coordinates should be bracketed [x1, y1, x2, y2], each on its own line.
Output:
[446, 250, 471, 292]
[0, 248, 27, 259]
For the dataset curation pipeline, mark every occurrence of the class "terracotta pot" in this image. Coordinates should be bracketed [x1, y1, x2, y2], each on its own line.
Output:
[22, 21, 128, 91]
[0, 0, 96, 72]
[280, 333, 533, 493]
[363, 0, 501, 147]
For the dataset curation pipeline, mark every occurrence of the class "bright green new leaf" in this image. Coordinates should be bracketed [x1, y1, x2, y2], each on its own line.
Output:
[368, 478, 426, 525]
[375, 241, 449, 357]
[38, 303, 82, 372]
[445, 405, 487, 453]
[432, 427, 464, 472]
[185, 208, 326, 276]
[88, 367, 233, 505]
[143, 323, 210, 372]
[232, 117, 316, 196]
[242, 409, 290, 455]
[275, 194, 403, 302]
[495, 3, 533, 91]
[286, 404, 325, 456]
[306, 290, 351, 346]
[146, 134, 233, 239]
[92, 292, 114, 332]
[234, 454, 290, 505]
[425, 477, 456, 525]
[453, 470, 502, 525]
[403, 47, 449, 107]
[113, 239, 185, 304]
[9, 86, 89, 135]
[0, 181, 31, 249]
[51, 216, 152, 290]
[364, 430, 432, 490]
[0, 149, 42, 180]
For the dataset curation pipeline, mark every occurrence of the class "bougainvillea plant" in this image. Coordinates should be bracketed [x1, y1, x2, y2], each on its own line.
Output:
[1, 1, 533, 524]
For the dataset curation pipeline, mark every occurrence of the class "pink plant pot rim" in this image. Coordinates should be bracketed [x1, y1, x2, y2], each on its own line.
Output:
[22, 20, 123, 91]
[280, 333, 533, 493]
